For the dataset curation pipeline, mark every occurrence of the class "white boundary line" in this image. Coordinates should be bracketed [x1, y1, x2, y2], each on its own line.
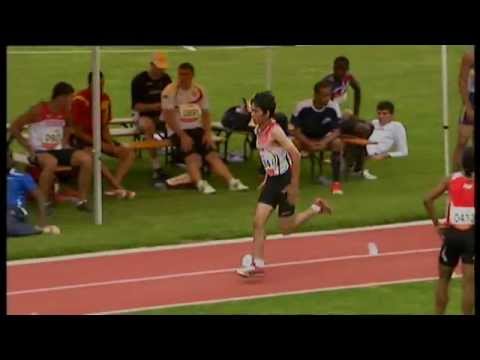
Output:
[8, 220, 435, 266]
[7, 247, 439, 296]
[6, 46, 271, 55]
[92, 274, 462, 315]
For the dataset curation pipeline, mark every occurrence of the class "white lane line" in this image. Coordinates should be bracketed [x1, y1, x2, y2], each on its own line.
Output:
[7, 247, 438, 296]
[7, 46, 271, 55]
[8, 220, 437, 266]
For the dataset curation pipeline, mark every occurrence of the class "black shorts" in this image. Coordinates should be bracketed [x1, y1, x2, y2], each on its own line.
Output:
[35, 149, 76, 167]
[170, 128, 216, 161]
[438, 227, 475, 267]
[71, 136, 121, 157]
[258, 169, 295, 218]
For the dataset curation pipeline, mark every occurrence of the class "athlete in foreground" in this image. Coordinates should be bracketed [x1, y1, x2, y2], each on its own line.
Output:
[236, 92, 332, 277]
[423, 146, 475, 315]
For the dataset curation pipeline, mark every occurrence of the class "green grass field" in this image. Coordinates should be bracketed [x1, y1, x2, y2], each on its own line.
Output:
[7, 45, 469, 262]
[127, 279, 463, 315]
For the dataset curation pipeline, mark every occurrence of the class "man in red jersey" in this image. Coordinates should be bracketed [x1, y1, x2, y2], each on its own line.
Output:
[10, 82, 93, 212]
[423, 146, 475, 315]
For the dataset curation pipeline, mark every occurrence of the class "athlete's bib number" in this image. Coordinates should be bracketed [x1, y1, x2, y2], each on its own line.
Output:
[260, 150, 280, 177]
[41, 129, 62, 149]
[450, 206, 475, 225]
[179, 103, 202, 123]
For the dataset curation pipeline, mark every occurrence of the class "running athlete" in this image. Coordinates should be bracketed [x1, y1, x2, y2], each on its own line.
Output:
[452, 50, 475, 172]
[236, 92, 332, 277]
[423, 146, 475, 315]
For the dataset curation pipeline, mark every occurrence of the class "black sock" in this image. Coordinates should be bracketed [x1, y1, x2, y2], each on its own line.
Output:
[331, 151, 341, 182]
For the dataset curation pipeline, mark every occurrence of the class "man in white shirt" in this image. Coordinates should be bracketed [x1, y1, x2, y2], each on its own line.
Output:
[161, 62, 248, 194]
[342, 101, 408, 180]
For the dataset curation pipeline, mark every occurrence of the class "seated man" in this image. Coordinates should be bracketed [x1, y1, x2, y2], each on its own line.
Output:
[341, 100, 408, 180]
[162, 62, 249, 194]
[291, 80, 344, 195]
[131, 52, 173, 187]
[321, 56, 362, 117]
[71, 71, 136, 198]
[7, 149, 57, 237]
[9, 82, 93, 212]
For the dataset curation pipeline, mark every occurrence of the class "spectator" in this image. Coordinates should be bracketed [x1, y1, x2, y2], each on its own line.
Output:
[71, 72, 136, 198]
[162, 62, 249, 194]
[9, 82, 92, 212]
[342, 101, 408, 180]
[322, 56, 362, 117]
[290, 80, 344, 195]
[452, 50, 474, 172]
[7, 149, 58, 237]
[131, 52, 173, 187]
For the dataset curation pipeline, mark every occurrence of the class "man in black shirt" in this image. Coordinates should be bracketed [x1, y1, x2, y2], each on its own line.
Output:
[131, 52, 172, 186]
[291, 80, 344, 195]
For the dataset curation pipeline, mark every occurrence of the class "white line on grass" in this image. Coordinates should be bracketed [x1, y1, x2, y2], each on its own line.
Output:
[7, 247, 439, 296]
[91, 273, 462, 315]
[7, 220, 437, 266]
[7, 46, 271, 55]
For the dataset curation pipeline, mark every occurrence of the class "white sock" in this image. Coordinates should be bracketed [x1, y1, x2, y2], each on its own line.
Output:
[254, 258, 265, 267]
[311, 204, 322, 213]
[228, 178, 237, 186]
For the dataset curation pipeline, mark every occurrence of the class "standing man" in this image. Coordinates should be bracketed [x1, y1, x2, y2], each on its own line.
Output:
[71, 72, 136, 198]
[423, 146, 475, 315]
[9, 82, 93, 212]
[162, 62, 249, 194]
[452, 49, 475, 172]
[321, 56, 362, 117]
[131, 52, 173, 186]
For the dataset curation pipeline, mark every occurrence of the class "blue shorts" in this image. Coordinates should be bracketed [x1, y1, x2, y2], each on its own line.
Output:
[7, 207, 41, 237]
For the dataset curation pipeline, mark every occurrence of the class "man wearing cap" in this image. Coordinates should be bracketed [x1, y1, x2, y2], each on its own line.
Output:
[131, 52, 173, 186]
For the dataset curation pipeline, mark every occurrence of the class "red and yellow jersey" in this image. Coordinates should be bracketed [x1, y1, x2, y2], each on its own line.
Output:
[71, 88, 112, 136]
[446, 172, 475, 230]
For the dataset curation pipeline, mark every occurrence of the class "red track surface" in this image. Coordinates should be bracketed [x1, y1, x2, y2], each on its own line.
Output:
[7, 224, 444, 315]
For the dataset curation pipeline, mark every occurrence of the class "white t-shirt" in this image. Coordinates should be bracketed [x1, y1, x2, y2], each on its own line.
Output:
[366, 119, 408, 158]
[161, 82, 209, 135]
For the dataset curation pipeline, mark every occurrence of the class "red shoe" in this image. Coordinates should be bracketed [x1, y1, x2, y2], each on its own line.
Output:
[331, 181, 343, 195]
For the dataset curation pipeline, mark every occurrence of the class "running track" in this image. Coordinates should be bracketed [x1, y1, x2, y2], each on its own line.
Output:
[7, 221, 448, 315]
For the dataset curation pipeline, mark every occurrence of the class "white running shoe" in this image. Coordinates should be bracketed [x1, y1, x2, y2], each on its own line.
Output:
[363, 169, 378, 180]
[197, 180, 216, 195]
[229, 178, 249, 191]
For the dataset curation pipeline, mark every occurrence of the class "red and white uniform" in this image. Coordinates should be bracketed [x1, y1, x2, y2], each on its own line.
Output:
[161, 82, 209, 135]
[256, 121, 291, 177]
[446, 172, 475, 230]
[28, 102, 67, 151]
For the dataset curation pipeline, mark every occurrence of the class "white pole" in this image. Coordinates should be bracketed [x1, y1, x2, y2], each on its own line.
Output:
[266, 46, 273, 91]
[91, 46, 103, 224]
[441, 45, 450, 177]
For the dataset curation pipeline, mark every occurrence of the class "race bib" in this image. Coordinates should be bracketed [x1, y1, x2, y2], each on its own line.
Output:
[450, 205, 475, 225]
[41, 128, 63, 149]
[179, 103, 202, 123]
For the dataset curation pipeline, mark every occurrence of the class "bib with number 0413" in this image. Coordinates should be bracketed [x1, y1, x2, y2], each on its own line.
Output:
[449, 205, 475, 225]
[179, 103, 202, 123]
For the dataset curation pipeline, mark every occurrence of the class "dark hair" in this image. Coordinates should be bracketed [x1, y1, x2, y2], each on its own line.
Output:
[51, 82, 74, 100]
[178, 62, 195, 75]
[88, 71, 104, 85]
[314, 80, 332, 94]
[377, 101, 395, 114]
[334, 56, 350, 68]
[462, 146, 474, 177]
[251, 91, 276, 117]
